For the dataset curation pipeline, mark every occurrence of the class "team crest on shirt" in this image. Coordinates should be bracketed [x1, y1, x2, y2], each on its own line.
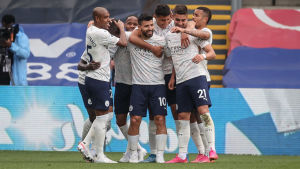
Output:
[88, 98, 92, 105]
[129, 105, 133, 112]
[105, 100, 109, 107]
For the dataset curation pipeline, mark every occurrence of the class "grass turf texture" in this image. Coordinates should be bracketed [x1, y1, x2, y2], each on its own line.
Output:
[0, 151, 300, 169]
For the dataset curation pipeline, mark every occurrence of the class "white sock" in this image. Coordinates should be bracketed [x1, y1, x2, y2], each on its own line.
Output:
[175, 120, 180, 134]
[106, 112, 114, 131]
[156, 134, 167, 161]
[82, 120, 96, 146]
[178, 120, 190, 159]
[148, 120, 157, 154]
[82, 119, 92, 141]
[198, 123, 209, 155]
[108, 112, 114, 120]
[200, 113, 216, 151]
[120, 124, 143, 152]
[120, 124, 129, 140]
[91, 138, 96, 151]
[119, 124, 130, 152]
[190, 122, 205, 155]
[93, 114, 111, 156]
[128, 135, 139, 152]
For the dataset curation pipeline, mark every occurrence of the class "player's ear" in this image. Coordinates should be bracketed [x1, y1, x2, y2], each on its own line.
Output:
[94, 16, 99, 23]
[170, 11, 174, 19]
[204, 16, 208, 24]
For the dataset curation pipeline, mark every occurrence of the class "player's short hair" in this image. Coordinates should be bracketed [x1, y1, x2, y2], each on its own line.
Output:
[125, 15, 138, 21]
[196, 7, 212, 24]
[108, 19, 120, 37]
[154, 4, 171, 17]
[138, 13, 153, 25]
[2, 14, 15, 24]
[173, 5, 188, 15]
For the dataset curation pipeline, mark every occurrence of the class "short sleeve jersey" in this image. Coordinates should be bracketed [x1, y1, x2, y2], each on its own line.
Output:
[199, 27, 213, 82]
[165, 31, 208, 84]
[153, 18, 174, 75]
[129, 34, 166, 85]
[153, 17, 174, 37]
[114, 31, 132, 85]
[85, 26, 119, 82]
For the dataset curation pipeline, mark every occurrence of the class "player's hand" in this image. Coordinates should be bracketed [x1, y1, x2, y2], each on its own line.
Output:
[115, 20, 125, 29]
[87, 61, 100, 70]
[181, 33, 190, 48]
[151, 46, 163, 58]
[87, 20, 94, 28]
[168, 76, 175, 90]
[192, 54, 205, 64]
[171, 26, 184, 33]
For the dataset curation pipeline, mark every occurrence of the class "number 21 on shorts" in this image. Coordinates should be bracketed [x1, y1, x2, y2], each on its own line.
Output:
[197, 89, 208, 101]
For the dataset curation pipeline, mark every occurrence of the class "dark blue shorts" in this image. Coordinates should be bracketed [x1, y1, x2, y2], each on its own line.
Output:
[207, 81, 211, 90]
[114, 83, 132, 114]
[78, 83, 90, 109]
[129, 84, 167, 117]
[164, 74, 176, 106]
[109, 85, 113, 107]
[176, 76, 211, 113]
[85, 77, 111, 111]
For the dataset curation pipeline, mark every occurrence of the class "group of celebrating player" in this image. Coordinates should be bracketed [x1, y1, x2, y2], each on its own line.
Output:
[76, 4, 218, 164]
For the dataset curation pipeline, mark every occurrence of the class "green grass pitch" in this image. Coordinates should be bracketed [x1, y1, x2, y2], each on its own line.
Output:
[0, 151, 300, 169]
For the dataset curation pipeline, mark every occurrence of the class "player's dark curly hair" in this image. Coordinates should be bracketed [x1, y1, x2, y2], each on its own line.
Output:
[108, 19, 120, 37]
[138, 14, 153, 25]
[155, 4, 171, 17]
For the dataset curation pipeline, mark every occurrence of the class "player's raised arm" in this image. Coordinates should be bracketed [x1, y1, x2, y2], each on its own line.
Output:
[115, 20, 127, 47]
[129, 27, 163, 57]
[185, 29, 210, 40]
[171, 26, 210, 40]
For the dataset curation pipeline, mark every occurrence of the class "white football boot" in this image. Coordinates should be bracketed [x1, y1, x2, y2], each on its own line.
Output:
[94, 154, 118, 163]
[138, 147, 147, 162]
[129, 151, 139, 163]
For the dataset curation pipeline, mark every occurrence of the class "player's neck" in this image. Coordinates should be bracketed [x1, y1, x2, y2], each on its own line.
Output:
[197, 24, 206, 30]
[94, 23, 106, 30]
[141, 34, 151, 40]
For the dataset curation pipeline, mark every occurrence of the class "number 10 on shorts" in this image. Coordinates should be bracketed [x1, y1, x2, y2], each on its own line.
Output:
[158, 97, 167, 106]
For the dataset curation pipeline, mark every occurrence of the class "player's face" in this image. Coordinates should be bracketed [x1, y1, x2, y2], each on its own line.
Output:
[173, 14, 188, 28]
[193, 9, 207, 28]
[139, 20, 154, 38]
[96, 10, 111, 29]
[155, 15, 172, 29]
[125, 16, 138, 31]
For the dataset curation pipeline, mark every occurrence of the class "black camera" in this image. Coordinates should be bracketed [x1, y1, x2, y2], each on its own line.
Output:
[0, 24, 19, 45]
[0, 27, 11, 44]
[0, 25, 17, 77]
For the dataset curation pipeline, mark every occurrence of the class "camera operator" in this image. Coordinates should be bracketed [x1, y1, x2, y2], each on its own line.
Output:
[0, 14, 30, 85]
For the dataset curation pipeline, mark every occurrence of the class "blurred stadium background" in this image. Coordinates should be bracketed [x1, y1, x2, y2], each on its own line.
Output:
[1, 0, 300, 163]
